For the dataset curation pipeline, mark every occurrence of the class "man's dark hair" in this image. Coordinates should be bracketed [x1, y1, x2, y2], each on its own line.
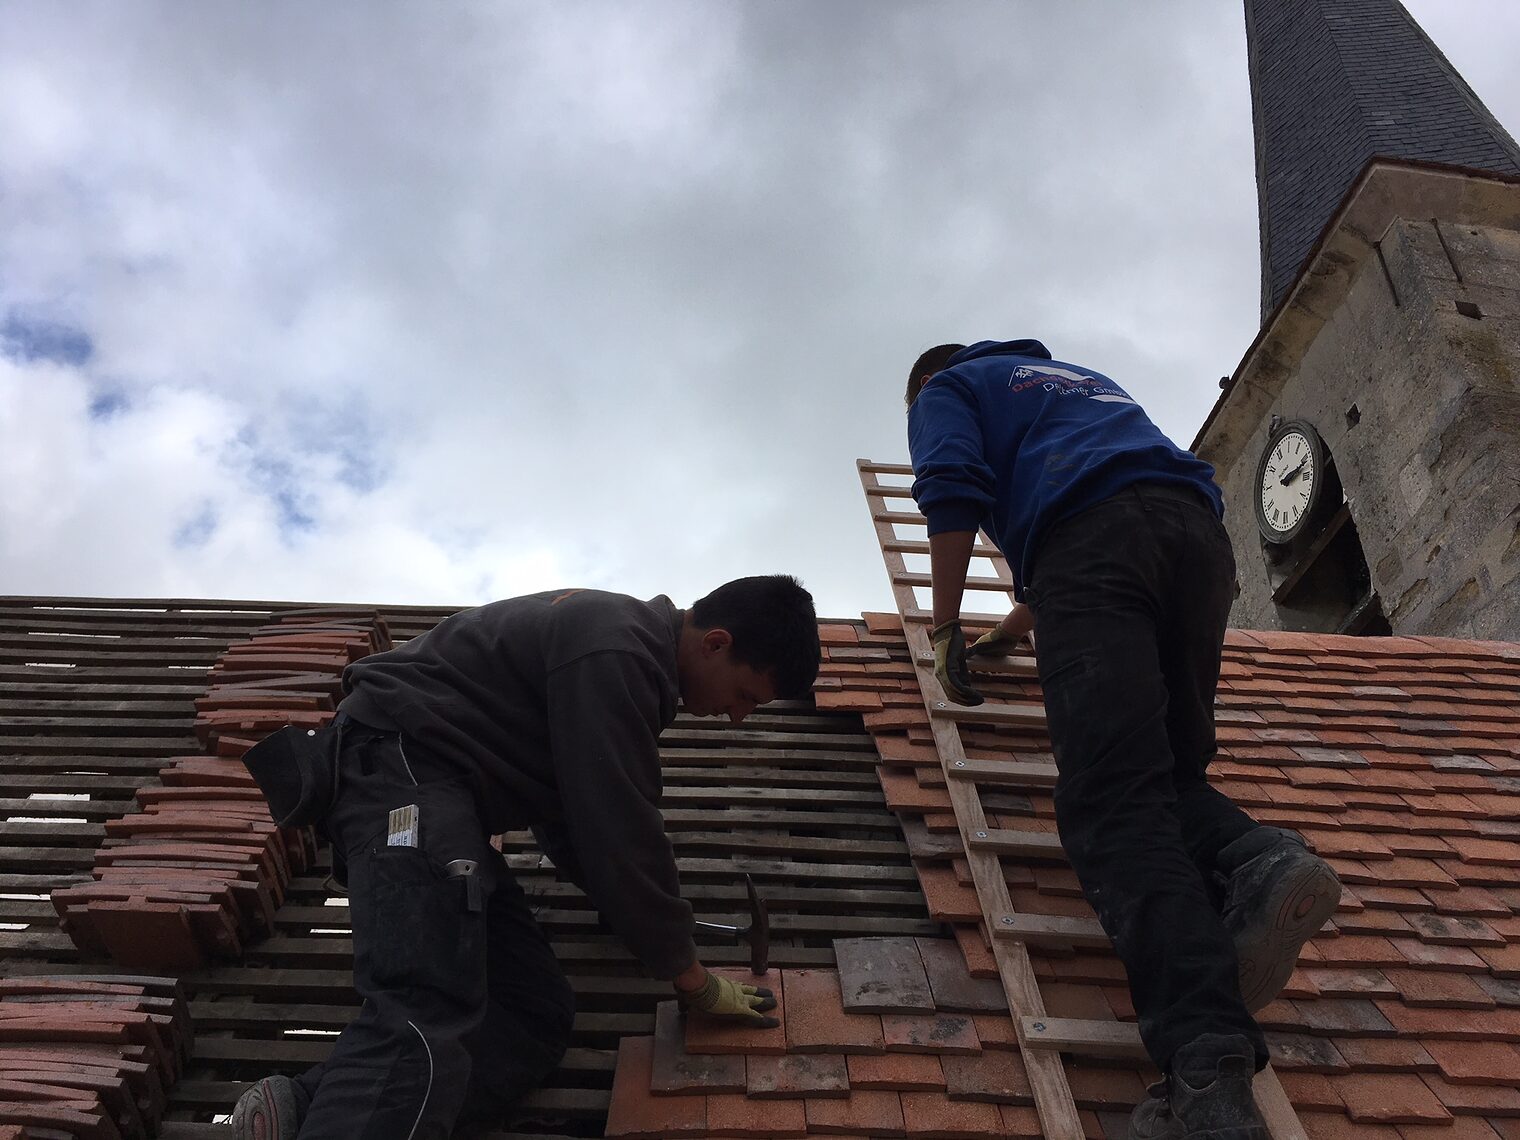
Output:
[905, 343, 966, 407]
[692, 574, 820, 699]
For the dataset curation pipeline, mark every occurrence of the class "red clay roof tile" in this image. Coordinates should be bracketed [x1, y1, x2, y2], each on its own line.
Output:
[846, 1052, 946, 1092]
[745, 1054, 850, 1100]
[782, 970, 885, 1055]
[899, 1089, 1004, 1138]
[706, 1090, 808, 1137]
[803, 1088, 905, 1135]
[880, 1014, 980, 1056]
[605, 1037, 708, 1138]
[938, 1051, 1031, 1105]
[1336, 1073, 1454, 1124]
[1420, 1038, 1520, 1086]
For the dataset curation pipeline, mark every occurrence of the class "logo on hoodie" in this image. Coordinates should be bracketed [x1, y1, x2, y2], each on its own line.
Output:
[1008, 364, 1136, 405]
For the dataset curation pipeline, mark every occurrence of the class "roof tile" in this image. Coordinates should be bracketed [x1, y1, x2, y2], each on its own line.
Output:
[745, 1054, 850, 1100]
[1332, 1036, 1437, 1072]
[1383, 969, 1498, 1009]
[803, 1088, 905, 1135]
[1276, 1071, 1345, 1112]
[881, 1014, 980, 1056]
[834, 938, 935, 1014]
[939, 1051, 1032, 1105]
[605, 1037, 708, 1138]
[1418, 1073, 1520, 1116]
[915, 939, 1008, 1013]
[997, 1103, 1046, 1139]
[1421, 1039, 1520, 1086]
[846, 1052, 946, 1092]
[1336, 1073, 1453, 1124]
[652, 1002, 748, 1095]
[783, 970, 885, 1055]
[900, 1090, 1003, 1137]
[705, 1090, 808, 1138]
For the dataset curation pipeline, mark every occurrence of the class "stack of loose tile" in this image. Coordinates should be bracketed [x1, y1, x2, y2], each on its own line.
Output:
[604, 936, 1148, 1139]
[815, 613, 1520, 1135]
[0, 975, 191, 1139]
[51, 613, 391, 970]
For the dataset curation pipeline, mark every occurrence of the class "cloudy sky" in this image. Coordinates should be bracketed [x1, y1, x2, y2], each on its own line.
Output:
[2, 2, 1517, 619]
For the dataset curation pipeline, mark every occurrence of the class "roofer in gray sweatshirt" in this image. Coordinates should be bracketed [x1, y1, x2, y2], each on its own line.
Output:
[231, 575, 821, 1140]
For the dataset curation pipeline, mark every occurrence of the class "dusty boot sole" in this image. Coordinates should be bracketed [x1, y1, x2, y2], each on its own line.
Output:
[229, 1075, 303, 1140]
[1234, 858, 1341, 1011]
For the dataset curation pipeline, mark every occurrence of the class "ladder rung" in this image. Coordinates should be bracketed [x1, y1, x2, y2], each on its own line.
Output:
[893, 571, 1014, 592]
[929, 700, 1047, 728]
[947, 759, 1057, 788]
[858, 459, 913, 476]
[884, 538, 1002, 557]
[991, 913, 1107, 948]
[872, 509, 928, 525]
[1022, 1016, 1146, 1059]
[902, 608, 1011, 625]
[967, 829, 1067, 860]
[915, 651, 1040, 679]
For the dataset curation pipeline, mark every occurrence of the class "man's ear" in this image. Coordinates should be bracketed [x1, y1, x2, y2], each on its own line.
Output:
[701, 628, 734, 655]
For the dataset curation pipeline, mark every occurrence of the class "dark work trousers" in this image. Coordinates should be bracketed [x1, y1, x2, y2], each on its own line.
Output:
[1023, 482, 1268, 1074]
[293, 722, 575, 1139]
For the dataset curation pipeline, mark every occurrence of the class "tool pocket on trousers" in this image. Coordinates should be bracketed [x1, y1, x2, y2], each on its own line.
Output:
[366, 847, 479, 994]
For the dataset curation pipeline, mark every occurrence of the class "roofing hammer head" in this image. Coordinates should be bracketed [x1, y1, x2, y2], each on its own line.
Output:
[745, 873, 770, 976]
[690, 874, 772, 975]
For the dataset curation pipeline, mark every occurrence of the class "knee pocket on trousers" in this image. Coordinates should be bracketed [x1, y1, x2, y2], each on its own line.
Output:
[367, 847, 482, 993]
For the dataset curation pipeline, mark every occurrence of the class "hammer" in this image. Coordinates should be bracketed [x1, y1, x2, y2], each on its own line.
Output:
[692, 873, 771, 975]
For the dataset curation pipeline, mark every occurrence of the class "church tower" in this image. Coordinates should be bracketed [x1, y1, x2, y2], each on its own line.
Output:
[1194, 0, 1520, 639]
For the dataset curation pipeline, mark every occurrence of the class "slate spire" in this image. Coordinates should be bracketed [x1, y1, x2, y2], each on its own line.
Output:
[1245, 0, 1520, 321]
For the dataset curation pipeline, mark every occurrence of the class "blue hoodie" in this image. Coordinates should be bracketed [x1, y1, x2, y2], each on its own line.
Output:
[908, 339, 1222, 596]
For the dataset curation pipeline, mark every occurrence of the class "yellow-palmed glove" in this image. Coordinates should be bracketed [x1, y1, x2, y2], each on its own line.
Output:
[678, 971, 779, 1027]
[932, 620, 985, 706]
[965, 627, 1027, 658]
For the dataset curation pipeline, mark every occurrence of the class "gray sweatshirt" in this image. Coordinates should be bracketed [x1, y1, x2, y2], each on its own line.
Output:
[338, 589, 696, 979]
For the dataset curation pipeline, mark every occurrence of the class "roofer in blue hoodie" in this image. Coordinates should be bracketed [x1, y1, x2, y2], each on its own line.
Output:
[906, 341, 1342, 1140]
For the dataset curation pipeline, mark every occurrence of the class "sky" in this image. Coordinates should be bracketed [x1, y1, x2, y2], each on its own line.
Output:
[2, 2, 1518, 620]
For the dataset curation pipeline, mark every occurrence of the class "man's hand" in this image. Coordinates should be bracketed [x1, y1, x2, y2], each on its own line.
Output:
[966, 604, 1035, 658]
[932, 620, 985, 706]
[676, 970, 779, 1027]
[965, 627, 1027, 658]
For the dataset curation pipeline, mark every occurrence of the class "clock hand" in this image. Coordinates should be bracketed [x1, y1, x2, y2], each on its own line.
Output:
[1279, 459, 1308, 485]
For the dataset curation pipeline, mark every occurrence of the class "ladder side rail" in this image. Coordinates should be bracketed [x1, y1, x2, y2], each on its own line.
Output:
[858, 460, 1086, 1140]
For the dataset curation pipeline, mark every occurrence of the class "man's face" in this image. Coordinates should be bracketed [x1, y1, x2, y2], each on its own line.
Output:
[680, 629, 778, 724]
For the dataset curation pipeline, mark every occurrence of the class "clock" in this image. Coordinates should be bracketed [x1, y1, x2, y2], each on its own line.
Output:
[1254, 419, 1328, 545]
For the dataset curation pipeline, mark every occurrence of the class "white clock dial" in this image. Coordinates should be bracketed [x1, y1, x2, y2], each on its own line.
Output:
[1259, 430, 1315, 536]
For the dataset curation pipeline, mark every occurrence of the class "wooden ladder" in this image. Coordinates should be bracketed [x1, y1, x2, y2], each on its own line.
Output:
[857, 459, 1309, 1140]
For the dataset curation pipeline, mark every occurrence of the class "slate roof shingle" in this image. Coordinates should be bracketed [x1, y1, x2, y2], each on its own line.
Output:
[1245, 0, 1520, 320]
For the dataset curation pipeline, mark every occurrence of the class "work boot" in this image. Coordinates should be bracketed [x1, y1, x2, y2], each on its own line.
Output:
[1127, 1034, 1268, 1140]
[229, 1073, 308, 1140]
[1219, 826, 1341, 1012]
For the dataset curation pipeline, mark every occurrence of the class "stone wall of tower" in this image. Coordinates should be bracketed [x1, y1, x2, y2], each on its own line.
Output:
[1216, 216, 1520, 640]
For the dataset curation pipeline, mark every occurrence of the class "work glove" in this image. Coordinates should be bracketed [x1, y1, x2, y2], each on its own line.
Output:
[678, 971, 779, 1027]
[965, 627, 1029, 658]
[931, 620, 984, 706]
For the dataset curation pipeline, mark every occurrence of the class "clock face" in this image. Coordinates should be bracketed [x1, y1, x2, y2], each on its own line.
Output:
[1259, 429, 1316, 539]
